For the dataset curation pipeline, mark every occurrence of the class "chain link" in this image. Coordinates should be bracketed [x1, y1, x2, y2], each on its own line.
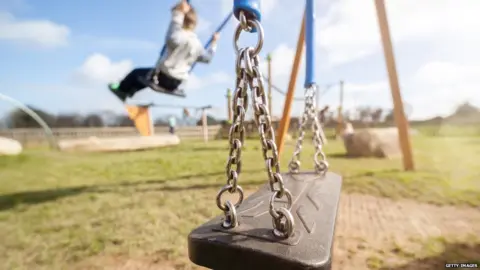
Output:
[217, 7, 330, 238]
[215, 46, 250, 229]
[215, 11, 296, 238]
[289, 85, 329, 175]
[238, 14, 295, 238]
[247, 50, 295, 238]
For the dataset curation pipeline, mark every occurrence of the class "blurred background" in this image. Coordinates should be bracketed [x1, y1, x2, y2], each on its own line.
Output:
[0, 0, 479, 269]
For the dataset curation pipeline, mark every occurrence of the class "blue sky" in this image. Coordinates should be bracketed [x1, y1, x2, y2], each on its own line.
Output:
[1, 0, 479, 121]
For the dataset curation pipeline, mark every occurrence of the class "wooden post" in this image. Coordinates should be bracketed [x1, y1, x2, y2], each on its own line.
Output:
[202, 109, 208, 142]
[276, 11, 306, 156]
[267, 54, 273, 116]
[226, 88, 232, 123]
[336, 80, 344, 139]
[374, 0, 414, 171]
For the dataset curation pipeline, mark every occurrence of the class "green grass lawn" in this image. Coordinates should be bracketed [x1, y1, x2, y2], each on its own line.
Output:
[1, 129, 479, 269]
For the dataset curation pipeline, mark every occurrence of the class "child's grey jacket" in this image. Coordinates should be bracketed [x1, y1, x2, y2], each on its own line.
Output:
[156, 10, 217, 81]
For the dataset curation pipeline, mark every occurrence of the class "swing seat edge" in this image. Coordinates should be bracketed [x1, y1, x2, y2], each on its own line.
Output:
[137, 76, 187, 98]
[188, 172, 342, 270]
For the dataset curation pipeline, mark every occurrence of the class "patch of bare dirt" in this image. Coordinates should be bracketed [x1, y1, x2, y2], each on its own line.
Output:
[333, 193, 480, 270]
[74, 193, 480, 270]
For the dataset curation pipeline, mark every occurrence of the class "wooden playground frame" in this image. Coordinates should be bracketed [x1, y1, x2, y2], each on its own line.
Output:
[130, 0, 415, 171]
[125, 103, 213, 142]
[274, 0, 415, 171]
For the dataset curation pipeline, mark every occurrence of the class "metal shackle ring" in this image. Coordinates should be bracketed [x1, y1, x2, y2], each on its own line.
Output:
[233, 17, 264, 56]
[222, 200, 239, 228]
[272, 207, 295, 238]
[268, 189, 293, 219]
[216, 184, 244, 211]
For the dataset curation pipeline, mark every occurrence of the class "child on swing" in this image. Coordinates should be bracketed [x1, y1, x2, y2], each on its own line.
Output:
[109, 0, 220, 102]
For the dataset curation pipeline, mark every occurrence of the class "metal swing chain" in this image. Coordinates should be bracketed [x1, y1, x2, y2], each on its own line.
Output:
[215, 46, 248, 229]
[288, 84, 329, 175]
[249, 52, 295, 238]
[232, 11, 295, 238]
[214, 11, 257, 229]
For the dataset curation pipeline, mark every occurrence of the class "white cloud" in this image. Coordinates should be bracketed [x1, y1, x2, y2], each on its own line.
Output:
[74, 53, 133, 85]
[344, 81, 388, 94]
[332, 61, 480, 120]
[49, 53, 137, 113]
[409, 61, 480, 118]
[257, 43, 313, 118]
[416, 62, 480, 86]
[53, 53, 136, 114]
[185, 71, 231, 91]
[335, 81, 391, 113]
[260, 0, 278, 17]
[0, 11, 70, 48]
[259, 43, 305, 96]
[260, 43, 296, 78]
[318, 0, 480, 66]
[70, 53, 232, 114]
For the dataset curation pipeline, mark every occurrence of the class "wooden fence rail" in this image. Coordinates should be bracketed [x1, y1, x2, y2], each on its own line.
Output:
[0, 126, 223, 146]
[1, 120, 447, 147]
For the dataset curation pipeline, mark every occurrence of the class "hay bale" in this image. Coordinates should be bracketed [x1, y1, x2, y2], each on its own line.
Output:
[343, 128, 401, 158]
[0, 137, 22, 156]
[58, 134, 180, 153]
[344, 122, 355, 135]
[373, 126, 418, 136]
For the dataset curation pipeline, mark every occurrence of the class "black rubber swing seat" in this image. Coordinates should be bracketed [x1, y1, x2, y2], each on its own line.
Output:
[137, 76, 187, 98]
[188, 171, 342, 270]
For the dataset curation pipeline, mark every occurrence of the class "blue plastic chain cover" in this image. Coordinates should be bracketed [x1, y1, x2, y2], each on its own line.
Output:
[233, 0, 261, 33]
[305, 0, 316, 87]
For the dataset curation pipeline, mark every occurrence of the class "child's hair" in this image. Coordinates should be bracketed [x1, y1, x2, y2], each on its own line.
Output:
[183, 8, 197, 30]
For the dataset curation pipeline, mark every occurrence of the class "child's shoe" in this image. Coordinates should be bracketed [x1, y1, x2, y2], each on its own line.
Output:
[108, 83, 127, 102]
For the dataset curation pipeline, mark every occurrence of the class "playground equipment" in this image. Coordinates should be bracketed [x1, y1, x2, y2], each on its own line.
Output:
[0, 93, 58, 150]
[58, 102, 217, 152]
[226, 89, 233, 123]
[276, 0, 414, 171]
[57, 134, 180, 153]
[263, 74, 306, 101]
[141, 0, 234, 98]
[374, 0, 414, 170]
[188, 1, 342, 269]
[263, 70, 339, 107]
[125, 102, 213, 142]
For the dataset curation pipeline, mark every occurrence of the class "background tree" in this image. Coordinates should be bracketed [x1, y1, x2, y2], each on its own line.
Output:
[115, 115, 134, 127]
[6, 106, 56, 128]
[196, 115, 219, 126]
[384, 109, 395, 123]
[82, 113, 104, 127]
[370, 108, 383, 126]
[453, 102, 479, 116]
[356, 106, 372, 125]
[55, 114, 83, 127]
